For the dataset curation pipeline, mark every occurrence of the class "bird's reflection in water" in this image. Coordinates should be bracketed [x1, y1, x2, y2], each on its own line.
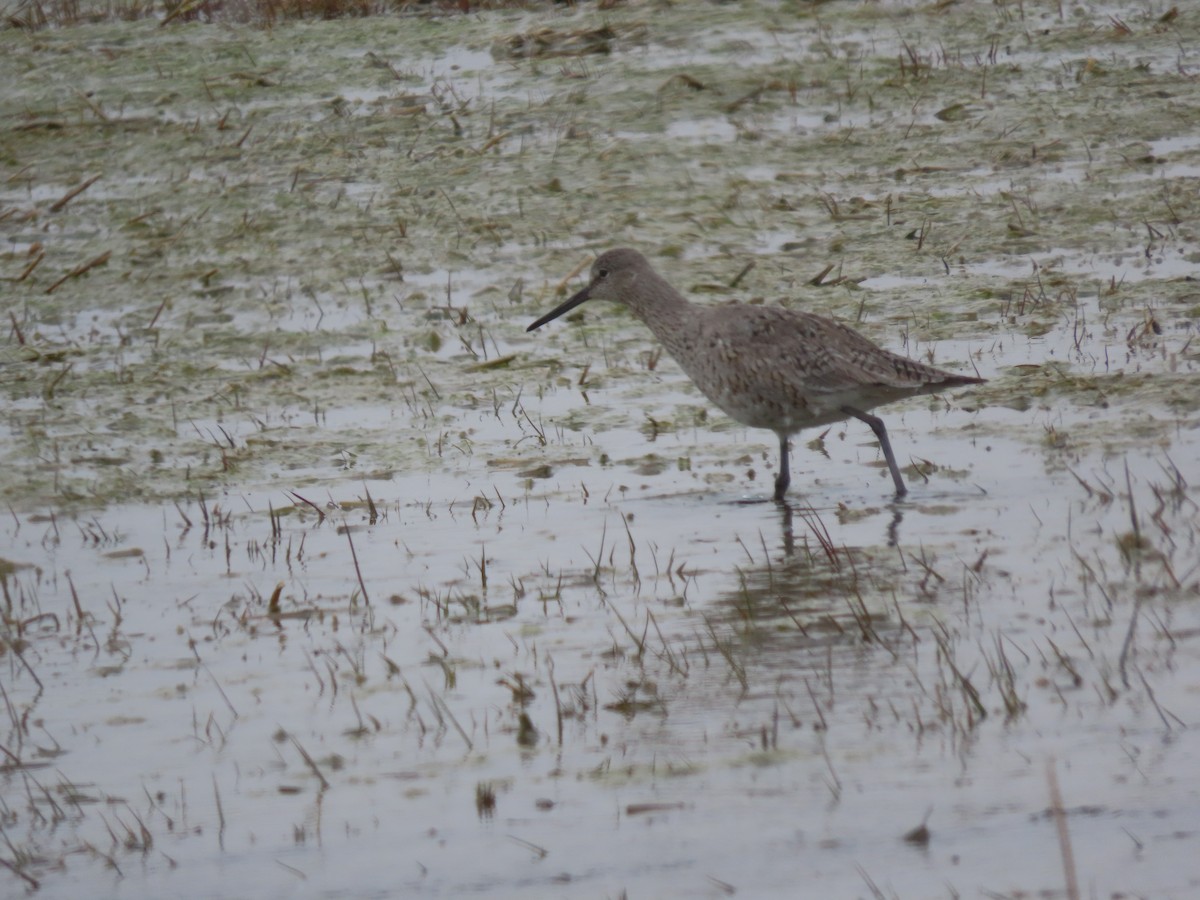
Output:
[777, 499, 905, 558]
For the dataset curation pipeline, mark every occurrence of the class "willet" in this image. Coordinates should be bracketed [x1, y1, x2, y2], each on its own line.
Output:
[527, 248, 984, 501]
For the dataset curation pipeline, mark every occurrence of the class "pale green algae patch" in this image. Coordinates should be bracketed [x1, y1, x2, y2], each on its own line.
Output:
[1, 2, 1198, 510]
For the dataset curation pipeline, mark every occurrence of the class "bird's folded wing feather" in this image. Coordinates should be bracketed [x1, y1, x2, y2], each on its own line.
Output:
[699, 307, 953, 394]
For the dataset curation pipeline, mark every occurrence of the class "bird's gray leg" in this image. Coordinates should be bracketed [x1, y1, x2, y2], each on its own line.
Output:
[841, 406, 908, 497]
[773, 432, 791, 502]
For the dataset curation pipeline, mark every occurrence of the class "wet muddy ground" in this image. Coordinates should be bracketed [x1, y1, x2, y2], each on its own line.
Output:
[2, 1, 1199, 896]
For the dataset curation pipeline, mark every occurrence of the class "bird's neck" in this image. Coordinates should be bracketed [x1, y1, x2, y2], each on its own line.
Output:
[624, 274, 693, 352]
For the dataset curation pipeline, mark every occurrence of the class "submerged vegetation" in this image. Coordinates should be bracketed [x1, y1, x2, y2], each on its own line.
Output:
[4, 0, 575, 30]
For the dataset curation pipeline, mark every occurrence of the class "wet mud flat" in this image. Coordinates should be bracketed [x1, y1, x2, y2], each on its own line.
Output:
[2, 1, 1199, 896]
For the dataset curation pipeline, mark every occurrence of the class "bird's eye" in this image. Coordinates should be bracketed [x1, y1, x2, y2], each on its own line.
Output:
[596, 268, 609, 280]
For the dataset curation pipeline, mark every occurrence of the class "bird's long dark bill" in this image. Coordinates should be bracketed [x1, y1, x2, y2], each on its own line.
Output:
[527, 284, 591, 332]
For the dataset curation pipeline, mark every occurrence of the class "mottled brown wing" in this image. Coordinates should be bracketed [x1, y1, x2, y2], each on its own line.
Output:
[696, 305, 975, 395]
[808, 315, 972, 389]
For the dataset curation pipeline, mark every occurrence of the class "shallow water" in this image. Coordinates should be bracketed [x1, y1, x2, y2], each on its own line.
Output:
[2, 1, 1200, 897]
